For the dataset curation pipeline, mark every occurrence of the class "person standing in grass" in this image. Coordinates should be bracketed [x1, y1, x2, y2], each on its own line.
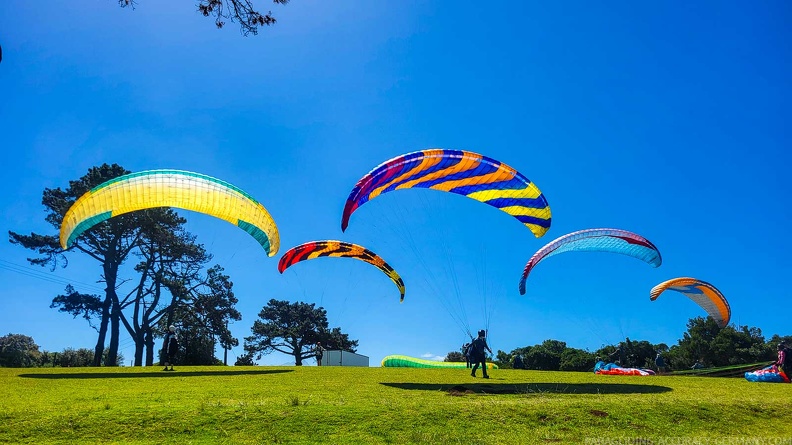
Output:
[161, 325, 178, 371]
[462, 342, 472, 368]
[513, 354, 524, 370]
[314, 341, 325, 366]
[774, 342, 789, 377]
[470, 329, 492, 379]
[655, 352, 666, 374]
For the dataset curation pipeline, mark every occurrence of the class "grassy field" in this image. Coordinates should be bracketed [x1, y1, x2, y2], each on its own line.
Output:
[1, 365, 791, 444]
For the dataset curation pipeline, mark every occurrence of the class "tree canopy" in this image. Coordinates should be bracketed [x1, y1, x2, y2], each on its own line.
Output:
[494, 317, 785, 372]
[0, 334, 41, 368]
[663, 317, 775, 370]
[243, 299, 358, 366]
[159, 266, 242, 366]
[10, 163, 140, 366]
[9, 164, 241, 367]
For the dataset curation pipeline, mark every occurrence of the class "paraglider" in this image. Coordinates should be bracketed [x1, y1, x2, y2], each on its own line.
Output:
[594, 361, 655, 376]
[60, 169, 280, 256]
[382, 354, 498, 369]
[340, 149, 552, 339]
[341, 149, 552, 238]
[747, 343, 792, 383]
[650, 278, 731, 328]
[745, 366, 789, 383]
[519, 228, 662, 294]
[278, 240, 405, 302]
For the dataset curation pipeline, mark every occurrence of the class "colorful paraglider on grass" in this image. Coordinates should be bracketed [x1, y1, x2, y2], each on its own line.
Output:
[60, 169, 280, 256]
[594, 361, 655, 376]
[278, 240, 405, 302]
[341, 149, 552, 238]
[519, 228, 662, 294]
[382, 354, 498, 369]
[745, 365, 790, 383]
[650, 277, 731, 328]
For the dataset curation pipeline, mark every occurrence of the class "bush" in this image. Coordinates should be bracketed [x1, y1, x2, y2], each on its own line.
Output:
[59, 348, 95, 367]
[559, 348, 596, 372]
[0, 334, 41, 368]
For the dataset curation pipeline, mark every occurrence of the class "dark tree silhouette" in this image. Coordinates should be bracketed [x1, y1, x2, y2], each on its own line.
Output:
[244, 299, 357, 366]
[10, 164, 139, 366]
[118, 0, 290, 36]
[9, 164, 208, 367]
[158, 265, 242, 366]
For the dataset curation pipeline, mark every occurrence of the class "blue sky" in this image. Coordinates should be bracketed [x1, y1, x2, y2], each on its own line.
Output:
[1, 1, 789, 366]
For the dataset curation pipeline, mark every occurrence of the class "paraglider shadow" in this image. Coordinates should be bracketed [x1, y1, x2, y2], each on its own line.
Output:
[18, 369, 293, 380]
[380, 382, 672, 395]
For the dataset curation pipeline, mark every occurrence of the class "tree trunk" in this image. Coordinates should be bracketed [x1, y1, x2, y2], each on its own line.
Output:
[145, 327, 155, 366]
[104, 259, 121, 366]
[134, 331, 144, 366]
[107, 296, 121, 366]
[92, 295, 112, 366]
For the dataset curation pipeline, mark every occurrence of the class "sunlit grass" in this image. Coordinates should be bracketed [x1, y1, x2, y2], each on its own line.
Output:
[1, 366, 790, 444]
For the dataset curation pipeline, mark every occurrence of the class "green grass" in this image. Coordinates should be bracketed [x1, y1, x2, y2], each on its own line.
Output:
[1, 366, 791, 444]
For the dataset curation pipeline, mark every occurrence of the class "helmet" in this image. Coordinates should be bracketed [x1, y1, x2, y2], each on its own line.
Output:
[169, 325, 176, 333]
[478, 330, 486, 337]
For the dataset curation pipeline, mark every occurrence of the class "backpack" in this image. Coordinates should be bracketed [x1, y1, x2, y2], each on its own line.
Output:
[470, 338, 486, 356]
[168, 335, 179, 354]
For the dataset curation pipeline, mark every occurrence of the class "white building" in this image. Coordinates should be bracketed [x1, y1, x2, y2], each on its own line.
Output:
[321, 350, 369, 367]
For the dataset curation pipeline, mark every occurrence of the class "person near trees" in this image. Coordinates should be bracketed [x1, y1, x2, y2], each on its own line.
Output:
[161, 325, 179, 371]
[470, 329, 492, 379]
[314, 341, 325, 366]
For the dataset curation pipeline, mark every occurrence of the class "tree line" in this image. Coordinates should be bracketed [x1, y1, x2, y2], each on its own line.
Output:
[0, 334, 124, 368]
[0, 297, 358, 368]
[446, 317, 791, 372]
[1, 296, 359, 368]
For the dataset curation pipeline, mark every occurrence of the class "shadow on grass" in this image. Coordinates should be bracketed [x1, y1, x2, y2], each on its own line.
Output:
[18, 369, 293, 379]
[380, 382, 672, 395]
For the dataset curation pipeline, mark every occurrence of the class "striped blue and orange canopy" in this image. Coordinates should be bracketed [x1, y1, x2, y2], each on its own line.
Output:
[341, 149, 551, 238]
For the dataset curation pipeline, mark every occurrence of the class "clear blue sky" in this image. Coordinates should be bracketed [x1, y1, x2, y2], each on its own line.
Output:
[1, 1, 789, 366]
